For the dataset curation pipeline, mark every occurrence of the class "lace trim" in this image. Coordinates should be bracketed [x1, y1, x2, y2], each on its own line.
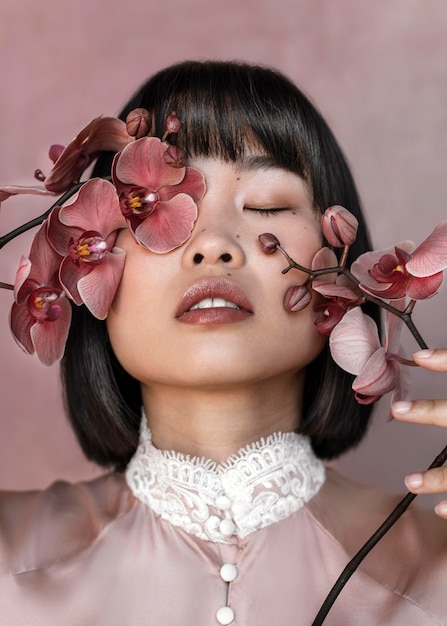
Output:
[126, 419, 326, 542]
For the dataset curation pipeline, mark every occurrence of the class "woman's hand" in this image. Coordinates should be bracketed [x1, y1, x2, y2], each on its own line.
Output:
[391, 349, 447, 519]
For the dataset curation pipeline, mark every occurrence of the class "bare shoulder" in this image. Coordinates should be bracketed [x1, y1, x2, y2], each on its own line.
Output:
[307, 469, 447, 600]
[308, 468, 447, 551]
[0, 472, 133, 574]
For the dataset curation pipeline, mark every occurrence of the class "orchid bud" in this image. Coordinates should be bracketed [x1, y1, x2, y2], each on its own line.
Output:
[259, 233, 280, 254]
[166, 111, 181, 134]
[322, 205, 358, 247]
[48, 144, 65, 164]
[284, 285, 312, 312]
[163, 144, 188, 168]
[126, 108, 151, 139]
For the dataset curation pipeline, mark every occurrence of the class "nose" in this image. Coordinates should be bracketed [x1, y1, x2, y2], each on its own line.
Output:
[181, 215, 246, 270]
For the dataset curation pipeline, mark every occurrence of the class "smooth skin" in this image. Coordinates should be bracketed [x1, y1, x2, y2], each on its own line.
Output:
[392, 349, 447, 518]
[107, 157, 326, 463]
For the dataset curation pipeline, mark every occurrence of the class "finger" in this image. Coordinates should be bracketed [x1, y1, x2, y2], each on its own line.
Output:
[391, 399, 447, 426]
[434, 501, 447, 519]
[413, 348, 447, 372]
[405, 466, 447, 495]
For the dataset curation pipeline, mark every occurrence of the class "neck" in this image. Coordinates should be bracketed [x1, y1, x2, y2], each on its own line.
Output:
[141, 373, 304, 463]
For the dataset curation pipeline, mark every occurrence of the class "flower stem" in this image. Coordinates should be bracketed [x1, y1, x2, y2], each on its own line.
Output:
[311, 442, 447, 625]
[278, 250, 429, 351]
[0, 183, 84, 250]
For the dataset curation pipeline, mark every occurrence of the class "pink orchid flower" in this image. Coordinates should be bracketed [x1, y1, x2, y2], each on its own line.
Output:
[112, 136, 206, 253]
[41, 117, 132, 193]
[329, 306, 409, 405]
[10, 224, 71, 366]
[47, 178, 126, 319]
[311, 247, 362, 335]
[351, 221, 447, 300]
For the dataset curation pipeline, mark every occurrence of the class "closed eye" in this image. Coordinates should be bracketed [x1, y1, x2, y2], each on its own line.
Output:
[244, 207, 290, 216]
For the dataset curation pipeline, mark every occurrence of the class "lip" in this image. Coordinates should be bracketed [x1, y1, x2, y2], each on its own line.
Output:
[175, 278, 254, 325]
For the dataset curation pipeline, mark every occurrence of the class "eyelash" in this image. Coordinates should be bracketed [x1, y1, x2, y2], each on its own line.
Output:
[244, 207, 289, 217]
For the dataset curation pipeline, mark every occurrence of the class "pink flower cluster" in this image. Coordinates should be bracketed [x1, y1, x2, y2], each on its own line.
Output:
[261, 205, 447, 406]
[2, 112, 206, 365]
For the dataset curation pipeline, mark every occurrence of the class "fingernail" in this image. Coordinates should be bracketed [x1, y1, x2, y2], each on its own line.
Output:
[392, 401, 412, 415]
[435, 502, 447, 518]
[413, 349, 434, 359]
[405, 473, 423, 489]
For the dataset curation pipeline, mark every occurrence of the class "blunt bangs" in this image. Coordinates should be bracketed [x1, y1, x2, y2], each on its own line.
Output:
[115, 61, 311, 187]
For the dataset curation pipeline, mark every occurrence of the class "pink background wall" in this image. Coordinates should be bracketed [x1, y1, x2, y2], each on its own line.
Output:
[1, 1, 446, 509]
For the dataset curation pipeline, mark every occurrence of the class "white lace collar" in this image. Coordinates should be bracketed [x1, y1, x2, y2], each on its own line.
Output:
[125, 419, 325, 543]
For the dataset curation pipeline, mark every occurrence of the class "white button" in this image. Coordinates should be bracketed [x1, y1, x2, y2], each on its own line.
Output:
[220, 563, 238, 582]
[215, 495, 232, 510]
[216, 606, 235, 624]
[219, 518, 236, 536]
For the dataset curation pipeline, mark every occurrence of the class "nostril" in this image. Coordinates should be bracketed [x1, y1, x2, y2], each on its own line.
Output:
[193, 253, 204, 264]
[220, 253, 232, 262]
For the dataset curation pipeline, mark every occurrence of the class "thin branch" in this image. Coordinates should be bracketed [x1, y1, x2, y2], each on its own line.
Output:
[0, 183, 84, 250]
[311, 443, 447, 625]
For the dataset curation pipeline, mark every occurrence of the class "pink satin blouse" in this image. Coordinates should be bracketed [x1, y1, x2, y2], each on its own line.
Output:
[1, 425, 447, 625]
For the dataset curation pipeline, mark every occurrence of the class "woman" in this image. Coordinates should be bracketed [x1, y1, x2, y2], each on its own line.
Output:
[1, 60, 447, 625]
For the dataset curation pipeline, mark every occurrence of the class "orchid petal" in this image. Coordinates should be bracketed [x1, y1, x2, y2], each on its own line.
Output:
[30, 298, 72, 365]
[13, 256, 32, 302]
[311, 247, 338, 289]
[405, 272, 443, 300]
[58, 179, 125, 234]
[26, 223, 63, 286]
[159, 166, 206, 203]
[312, 281, 359, 300]
[44, 118, 131, 193]
[134, 195, 198, 253]
[115, 137, 184, 190]
[81, 118, 132, 154]
[47, 207, 83, 257]
[314, 301, 347, 335]
[10, 302, 35, 355]
[58, 256, 90, 304]
[383, 303, 405, 353]
[77, 248, 126, 319]
[406, 221, 447, 276]
[311, 247, 338, 272]
[329, 307, 380, 374]
[352, 348, 398, 397]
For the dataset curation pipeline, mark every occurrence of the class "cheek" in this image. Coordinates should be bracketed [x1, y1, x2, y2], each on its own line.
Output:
[106, 247, 162, 376]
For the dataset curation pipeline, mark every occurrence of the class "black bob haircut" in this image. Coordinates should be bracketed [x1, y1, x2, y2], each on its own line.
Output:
[61, 60, 380, 470]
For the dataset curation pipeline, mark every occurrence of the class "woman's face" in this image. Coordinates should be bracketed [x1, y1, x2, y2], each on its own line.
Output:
[107, 156, 326, 390]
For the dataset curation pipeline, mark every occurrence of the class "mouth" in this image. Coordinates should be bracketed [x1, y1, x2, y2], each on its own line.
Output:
[189, 297, 240, 311]
[175, 279, 253, 325]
